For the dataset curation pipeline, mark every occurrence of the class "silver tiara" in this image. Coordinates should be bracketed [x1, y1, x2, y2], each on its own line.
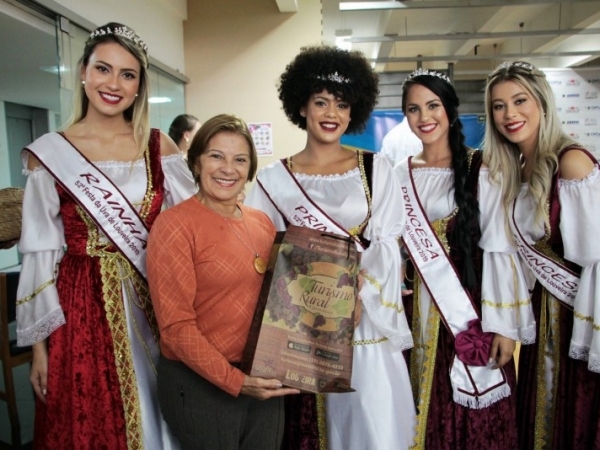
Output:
[403, 68, 451, 86]
[315, 72, 352, 84]
[492, 61, 545, 77]
[88, 26, 148, 54]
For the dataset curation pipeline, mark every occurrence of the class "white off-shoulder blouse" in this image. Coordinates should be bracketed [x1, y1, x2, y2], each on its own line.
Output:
[16, 153, 197, 346]
[514, 165, 600, 372]
[394, 159, 536, 345]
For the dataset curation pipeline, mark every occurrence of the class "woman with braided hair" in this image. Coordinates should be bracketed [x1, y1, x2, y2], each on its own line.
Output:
[395, 69, 534, 449]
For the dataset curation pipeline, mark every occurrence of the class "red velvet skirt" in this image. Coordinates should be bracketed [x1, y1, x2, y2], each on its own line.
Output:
[34, 252, 128, 450]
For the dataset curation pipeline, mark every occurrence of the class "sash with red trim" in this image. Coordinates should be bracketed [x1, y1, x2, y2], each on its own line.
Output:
[254, 159, 367, 250]
[25, 133, 150, 278]
[402, 161, 510, 408]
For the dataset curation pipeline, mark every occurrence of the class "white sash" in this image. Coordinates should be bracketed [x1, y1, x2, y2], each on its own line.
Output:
[26, 133, 150, 278]
[255, 160, 366, 250]
[401, 169, 510, 409]
[511, 202, 579, 308]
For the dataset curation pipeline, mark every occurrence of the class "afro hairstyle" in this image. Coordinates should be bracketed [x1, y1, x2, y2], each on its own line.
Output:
[278, 45, 379, 134]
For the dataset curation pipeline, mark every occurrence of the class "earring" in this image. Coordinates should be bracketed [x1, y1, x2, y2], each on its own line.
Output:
[135, 93, 138, 97]
[81, 81, 86, 86]
[300, 112, 306, 117]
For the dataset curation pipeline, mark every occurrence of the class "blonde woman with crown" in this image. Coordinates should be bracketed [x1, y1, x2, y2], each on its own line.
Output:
[484, 61, 600, 450]
[15, 23, 196, 449]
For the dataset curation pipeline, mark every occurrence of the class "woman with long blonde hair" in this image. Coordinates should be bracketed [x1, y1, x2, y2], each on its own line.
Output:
[16, 22, 195, 449]
[484, 61, 600, 449]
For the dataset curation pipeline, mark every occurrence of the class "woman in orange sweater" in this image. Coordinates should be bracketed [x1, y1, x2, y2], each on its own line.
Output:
[147, 114, 299, 450]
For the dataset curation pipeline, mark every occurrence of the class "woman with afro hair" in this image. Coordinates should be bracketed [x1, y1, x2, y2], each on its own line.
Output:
[246, 45, 416, 449]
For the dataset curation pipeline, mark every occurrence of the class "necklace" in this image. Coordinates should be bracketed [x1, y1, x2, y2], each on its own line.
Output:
[226, 209, 268, 274]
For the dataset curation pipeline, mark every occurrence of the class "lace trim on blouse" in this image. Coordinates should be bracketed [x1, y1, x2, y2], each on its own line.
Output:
[588, 355, 600, 374]
[17, 308, 66, 347]
[292, 167, 359, 181]
[410, 167, 452, 174]
[559, 165, 600, 188]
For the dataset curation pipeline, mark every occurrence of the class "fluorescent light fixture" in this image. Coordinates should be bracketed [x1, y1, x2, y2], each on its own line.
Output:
[40, 65, 67, 74]
[149, 97, 172, 104]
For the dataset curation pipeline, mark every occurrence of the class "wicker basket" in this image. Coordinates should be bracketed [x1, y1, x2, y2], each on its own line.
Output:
[0, 187, 24, 249]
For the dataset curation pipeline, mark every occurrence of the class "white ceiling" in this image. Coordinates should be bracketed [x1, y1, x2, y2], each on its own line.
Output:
[322, 0, 600, 78]
[3, 0, 600, 116]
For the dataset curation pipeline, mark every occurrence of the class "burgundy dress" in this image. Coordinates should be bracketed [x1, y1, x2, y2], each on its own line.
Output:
[32, 131, 166, 449]
[516, 149, 600, 450]
[402, 151, 519, 449]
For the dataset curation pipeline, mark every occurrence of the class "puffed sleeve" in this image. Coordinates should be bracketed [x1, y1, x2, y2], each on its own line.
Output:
[359, 154, 413, 351]
[559, 166, 600, 372]
[161, 154, 197, 207]
[478, 169, 535, 344]
[16, 165, 66, 346]
[245, 176, 288, 231]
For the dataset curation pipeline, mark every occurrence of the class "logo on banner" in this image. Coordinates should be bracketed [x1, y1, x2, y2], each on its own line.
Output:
[565, 120, 580, 125]
[587, 78, 600, 84]
[569, 133, 580, 139]
[566, 106, 580, 113]
[564, 93, 580, 98]
[586, 132, 600, 137]
[586, 91, 599, 99]
[549, 80, 562, 86]
[587, 105, 600, 111]
[567, 79, 581, 86]
[585, 118, 598, 126]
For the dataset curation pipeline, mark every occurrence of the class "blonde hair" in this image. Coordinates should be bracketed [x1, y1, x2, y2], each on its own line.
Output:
[482, 61, 577, 228]
[64, 23, 150, 157]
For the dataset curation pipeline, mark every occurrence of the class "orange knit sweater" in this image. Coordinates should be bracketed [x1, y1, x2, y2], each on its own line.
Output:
[147, 196, 275, 396]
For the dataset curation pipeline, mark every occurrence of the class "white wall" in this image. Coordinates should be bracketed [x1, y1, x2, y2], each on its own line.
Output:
[185, 0, 322, 172]
[47, 0, 188, 73]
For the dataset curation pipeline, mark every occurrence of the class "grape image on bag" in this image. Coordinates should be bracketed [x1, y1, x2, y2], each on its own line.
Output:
[242, 225, 359, 393]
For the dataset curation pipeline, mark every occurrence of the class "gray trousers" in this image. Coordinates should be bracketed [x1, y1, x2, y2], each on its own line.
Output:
[158, 355, 284, 450]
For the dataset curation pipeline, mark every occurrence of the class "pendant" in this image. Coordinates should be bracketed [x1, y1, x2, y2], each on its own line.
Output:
[254, 255, 267, 274]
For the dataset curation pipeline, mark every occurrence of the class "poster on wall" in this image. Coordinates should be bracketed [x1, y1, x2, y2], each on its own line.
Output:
[248, 122, 273, 157]
[543, 67, 600, 158]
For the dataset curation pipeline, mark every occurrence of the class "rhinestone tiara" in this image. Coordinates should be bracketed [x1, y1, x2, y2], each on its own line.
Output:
[315, 72, 352, 84]
[88, 26, 148, 54]
[497, 61, 535, 71]
[403, 68, 451, 86]
[490, 61, 545, 78]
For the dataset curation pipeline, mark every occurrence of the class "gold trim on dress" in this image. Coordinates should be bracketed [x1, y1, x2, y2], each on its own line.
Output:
[363, 273, 405, 314]
[352, 336, 388, 346]
[533, 289, 562, 450]
[409, 276, 440, 450]
[481, 299, 531, 308]
[16, 278, 55, 305]
[316, 393, 328, 450]
[408, 214, 453, 449]
[74, 145, 159, 449]
[572, 310, 600, 332]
